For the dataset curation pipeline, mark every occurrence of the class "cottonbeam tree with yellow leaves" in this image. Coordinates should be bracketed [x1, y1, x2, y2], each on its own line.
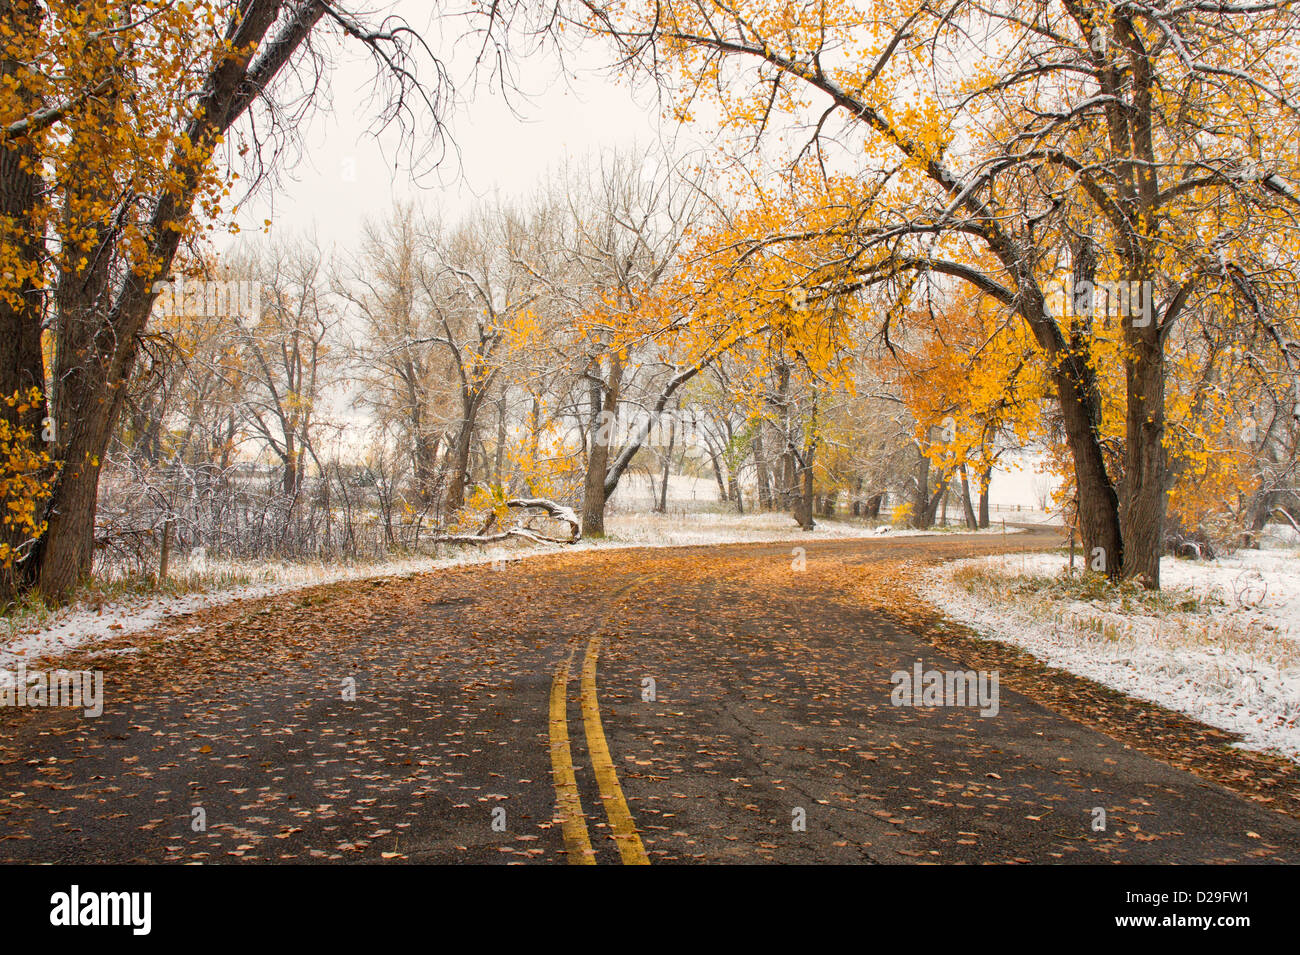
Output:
[570, 0, 1300, 587]
[0, 0, 450, 601]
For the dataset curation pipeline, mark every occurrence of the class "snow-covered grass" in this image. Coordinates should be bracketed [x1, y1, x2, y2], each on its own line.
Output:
[0, 511, 1018, 677]
[925, 547, 1300, 762]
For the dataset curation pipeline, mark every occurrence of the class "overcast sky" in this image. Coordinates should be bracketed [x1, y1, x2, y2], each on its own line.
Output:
[225, 5, 672, 250]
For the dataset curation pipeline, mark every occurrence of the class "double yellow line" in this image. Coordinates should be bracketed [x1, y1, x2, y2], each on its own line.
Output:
[548, 635, 650, 865]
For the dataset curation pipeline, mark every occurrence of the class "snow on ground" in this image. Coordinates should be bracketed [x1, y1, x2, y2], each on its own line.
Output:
[602, 510, 1023, 546]
[924, 547, 1300, 762]
[1, 511, 1018, 678]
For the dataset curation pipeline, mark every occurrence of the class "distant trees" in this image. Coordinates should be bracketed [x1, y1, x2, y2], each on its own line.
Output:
[336, 205, 447, 504]
[430, 207, 544, 513]
[560, 151, 701, 535]
[240, 245, 336, 502]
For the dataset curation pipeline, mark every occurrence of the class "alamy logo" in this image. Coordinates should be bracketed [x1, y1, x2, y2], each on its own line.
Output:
[0, 663, 103, 717]
[1047, 279, 1153, 327]
[891, 662, 1000, 717]
[591, 408, 699, 448]
[151, 275, 261, 324]
[49, 885, 151, 936]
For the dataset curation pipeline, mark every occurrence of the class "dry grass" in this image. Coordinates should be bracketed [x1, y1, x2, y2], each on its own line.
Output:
[1, 566, 259, 640]
[948, 558, 1300, 670]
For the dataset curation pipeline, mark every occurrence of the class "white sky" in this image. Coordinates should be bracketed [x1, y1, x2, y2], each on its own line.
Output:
[226, 6, 672, 250]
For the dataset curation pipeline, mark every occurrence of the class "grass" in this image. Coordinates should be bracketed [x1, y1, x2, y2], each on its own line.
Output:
[2, 565, 259, 640]
[947, 554, 1298, 669]
[951, 557, 1219, 614]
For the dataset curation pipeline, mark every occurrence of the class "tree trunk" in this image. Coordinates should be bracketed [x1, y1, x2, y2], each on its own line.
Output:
[929, 477, 948, 527]
[282, 437, 299, 498]
[978, 466, 992, 528]
[597, 360, 704, 513]
[778, 450, 797, 511]
[582, 440, 610, 535]
[960, 465, 978, 529]
[790, 454, 811, 530]
[655, 424, 674, 513]
[0, 0, 51, 599]
[913, 447, 931, 529]
[413, 431, 441, 503]
[446, 421, 475, 513]
[705, 442, 727, 501]
[1036, 244, 1123, 578]
[754, 427, 772, 510]
[793, 454, 815, 530]
[494, 396, 507, 486]
[159, 517, 174, 579]
[821, 490, 835, 518]
[1050, 351, 1123, 579]
[582, 355, 621, 537]
[409, 386, 439, 503]
[1121, 294, 1166, 587]
[446, 388, 485, 513]
[36, 361, 125, 598]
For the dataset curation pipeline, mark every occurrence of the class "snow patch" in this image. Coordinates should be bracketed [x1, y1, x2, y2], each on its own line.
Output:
[924, 549, 1300, 761]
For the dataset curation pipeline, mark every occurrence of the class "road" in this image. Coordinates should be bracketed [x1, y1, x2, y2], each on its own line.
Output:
[3, 528, 1299, 864]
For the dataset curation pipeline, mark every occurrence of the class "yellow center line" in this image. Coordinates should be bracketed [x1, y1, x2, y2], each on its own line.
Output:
[581, 635, 651, 866]
[548, 646, 595, 864]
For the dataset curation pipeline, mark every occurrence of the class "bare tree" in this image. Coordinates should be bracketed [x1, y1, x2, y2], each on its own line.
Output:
[239, 242, 338, 504]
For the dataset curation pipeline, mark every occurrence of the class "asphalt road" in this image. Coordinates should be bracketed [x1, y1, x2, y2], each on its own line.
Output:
[3, 527, 1299, 864]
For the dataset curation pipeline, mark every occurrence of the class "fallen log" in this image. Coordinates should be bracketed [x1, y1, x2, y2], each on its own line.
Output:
[430, 497, 581, 547]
